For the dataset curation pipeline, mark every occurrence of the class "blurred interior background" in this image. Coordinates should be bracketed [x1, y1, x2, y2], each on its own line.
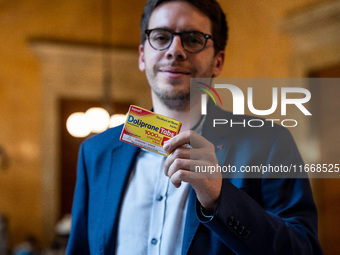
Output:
[0, 0, 340, 254]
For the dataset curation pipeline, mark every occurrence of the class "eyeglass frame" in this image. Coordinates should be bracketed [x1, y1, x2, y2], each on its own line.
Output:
[144, 28, 213, 54]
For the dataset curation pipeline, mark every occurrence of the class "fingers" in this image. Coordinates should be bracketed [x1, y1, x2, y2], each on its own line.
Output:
[164, 145, 197, 188]
[166, 161, 206, 188]
[169, 169, 190, 188]
[163, 130, 209, 152]
[162, 130, 222, 210]
[169, 169, 222, 210]
[163, 131, 191, 152]
[164, 147, 190, 174]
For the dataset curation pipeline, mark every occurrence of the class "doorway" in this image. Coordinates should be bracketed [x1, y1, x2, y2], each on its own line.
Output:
[309, 63, 340, 255]
[58, 98, 131, 217]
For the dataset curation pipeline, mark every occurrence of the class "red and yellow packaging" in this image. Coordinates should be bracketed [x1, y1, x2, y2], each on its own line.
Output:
[120, 105, 182, 156]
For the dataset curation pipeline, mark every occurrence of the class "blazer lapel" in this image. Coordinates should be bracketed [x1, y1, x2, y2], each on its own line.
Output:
[181, 104, 232, 254]
[202, 112, 231, 168]
[182, 188, 200, 255]
[100, 142, 140, 255]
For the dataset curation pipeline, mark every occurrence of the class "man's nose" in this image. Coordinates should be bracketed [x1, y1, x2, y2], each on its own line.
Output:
[165, 35, 187, 60]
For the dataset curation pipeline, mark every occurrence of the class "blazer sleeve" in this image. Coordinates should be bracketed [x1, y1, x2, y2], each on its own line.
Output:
[66, 143, 91, 255]
[196, 128, 323, 255]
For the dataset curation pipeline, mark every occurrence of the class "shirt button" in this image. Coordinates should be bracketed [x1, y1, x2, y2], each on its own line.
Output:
[156, 195, 163, 201]
[151, 238, 158, 245]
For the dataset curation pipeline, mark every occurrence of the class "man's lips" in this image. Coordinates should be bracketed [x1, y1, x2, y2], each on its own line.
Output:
[159, 66, 191, 75]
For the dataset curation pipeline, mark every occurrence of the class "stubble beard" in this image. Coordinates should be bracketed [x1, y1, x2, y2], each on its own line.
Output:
[146, 64, 191, 111]
[146, 61, 215, 111]
[152, 86, 190, 111]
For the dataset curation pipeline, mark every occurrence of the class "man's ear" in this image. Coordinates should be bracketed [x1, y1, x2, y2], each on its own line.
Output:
[212, 51, 225, 77]
[138, 44, 145, 72]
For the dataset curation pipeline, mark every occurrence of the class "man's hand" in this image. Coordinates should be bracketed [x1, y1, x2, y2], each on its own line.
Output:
[163, 130, 222, 211]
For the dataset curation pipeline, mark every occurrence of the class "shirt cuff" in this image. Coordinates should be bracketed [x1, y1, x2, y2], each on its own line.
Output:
[200, 205, 214, 218]
[196, 200, 217, 223]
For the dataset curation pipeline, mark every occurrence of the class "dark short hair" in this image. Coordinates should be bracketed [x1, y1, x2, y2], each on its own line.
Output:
[140, 0, 228, 54]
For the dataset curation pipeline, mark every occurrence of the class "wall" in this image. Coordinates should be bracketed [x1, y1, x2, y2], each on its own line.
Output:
[0, 0, 332, 250]
[0, 0, 147, 248]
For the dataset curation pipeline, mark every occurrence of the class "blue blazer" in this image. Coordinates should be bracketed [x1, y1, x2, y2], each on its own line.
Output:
[66, 106, 323, 255]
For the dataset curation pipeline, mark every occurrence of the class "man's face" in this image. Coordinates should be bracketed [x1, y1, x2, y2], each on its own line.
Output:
[139, 1, 224, 110]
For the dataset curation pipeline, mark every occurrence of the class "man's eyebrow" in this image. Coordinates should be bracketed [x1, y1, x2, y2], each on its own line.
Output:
[148, 26, 171, 30]
[148, 27, 203, 32]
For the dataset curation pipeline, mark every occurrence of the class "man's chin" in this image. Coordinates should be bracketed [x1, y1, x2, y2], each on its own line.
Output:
[155, 92, 190, 111]
[161, 98, 190, 111]
[158, 73, 191, 87]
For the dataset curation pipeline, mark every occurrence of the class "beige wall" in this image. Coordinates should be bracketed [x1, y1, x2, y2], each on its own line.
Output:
[0, 0, 333, 250]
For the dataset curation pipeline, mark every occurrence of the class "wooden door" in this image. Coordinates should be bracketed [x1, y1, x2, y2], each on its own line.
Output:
[309, 64, 340, 255]
[58, 98, 131, 217]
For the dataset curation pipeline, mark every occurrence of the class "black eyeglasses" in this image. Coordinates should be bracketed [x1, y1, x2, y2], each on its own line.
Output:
[145, 28, 213, 54]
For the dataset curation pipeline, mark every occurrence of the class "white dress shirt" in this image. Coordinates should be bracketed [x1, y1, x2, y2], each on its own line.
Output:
[115, 150, 190, 255]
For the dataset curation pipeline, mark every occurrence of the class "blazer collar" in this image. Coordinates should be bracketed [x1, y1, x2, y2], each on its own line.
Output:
[182, 103, 231, 254]
[202, 102, 232, 166]
[101, 141, 140, 255]
[182, 188, 200, 255]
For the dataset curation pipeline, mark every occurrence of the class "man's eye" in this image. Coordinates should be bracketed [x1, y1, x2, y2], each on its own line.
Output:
[152, 32, 171, 42]
[154, 35, 169, 41]
[189, 38, 200, 44]
[186, 36, 203, 45]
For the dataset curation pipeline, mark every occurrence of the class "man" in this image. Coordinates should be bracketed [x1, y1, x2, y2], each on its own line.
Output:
[66, 0, 323, 254]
